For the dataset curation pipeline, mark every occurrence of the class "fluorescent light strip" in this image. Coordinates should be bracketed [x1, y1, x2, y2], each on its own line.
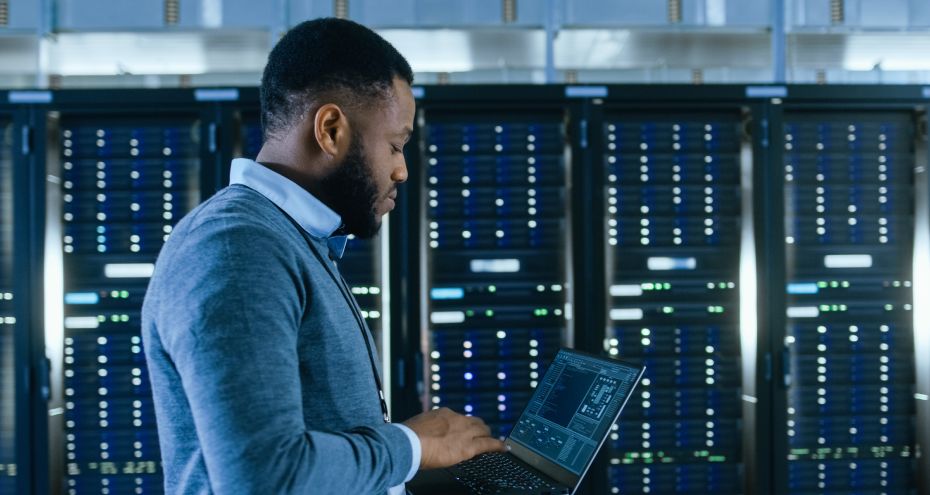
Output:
[610, 284, 643, 297]
[430, 311, 466, 324]
[824, 254, 873, 269]
[469, 259, 520, 273]
[647, 257, 696, 271]
[610, 308, 644, 321]
[786, 306, 820, 318]
[104, 263, 155, 278]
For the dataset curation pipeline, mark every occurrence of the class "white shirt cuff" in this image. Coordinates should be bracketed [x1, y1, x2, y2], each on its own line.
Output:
[392, 423, 422, 482]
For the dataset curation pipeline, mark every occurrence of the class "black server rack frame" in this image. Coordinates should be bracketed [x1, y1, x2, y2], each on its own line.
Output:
[770, 85, 930, 495]
[0, 106, 17, 495]
[590, 85, 776, 495]
[4, 97, 49, 495]
[38, 89, 223, 495]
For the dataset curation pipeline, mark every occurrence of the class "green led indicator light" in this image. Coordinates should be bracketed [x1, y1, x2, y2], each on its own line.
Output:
[97, 315, 105, 322]
[662, 306, 674, 314]
[120, 290, 129, 298]
[817, 281, 828, 288]
[466, 310, 475, 317]
[120, 314, 129, 322]
[485, 309, 494, 317]
[642, 283, 655, 290]
[488, 285, 496, 293]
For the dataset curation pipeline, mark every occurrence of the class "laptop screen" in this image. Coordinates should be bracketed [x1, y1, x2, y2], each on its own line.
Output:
[508, 349, 642, 475]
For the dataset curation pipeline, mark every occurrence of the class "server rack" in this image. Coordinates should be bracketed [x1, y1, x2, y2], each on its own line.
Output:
[772, 86, 930, 495]
[43, 90, 221, 495]
[0, 85, 926, 495]
[591, 86, 773, 495]
[415, 86, 575, 440]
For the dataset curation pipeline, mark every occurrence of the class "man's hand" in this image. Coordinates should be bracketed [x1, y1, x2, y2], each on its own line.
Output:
[402, 407, 507, 469]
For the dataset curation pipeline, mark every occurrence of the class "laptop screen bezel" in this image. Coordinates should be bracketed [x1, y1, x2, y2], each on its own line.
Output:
[503, 348, 645, 490]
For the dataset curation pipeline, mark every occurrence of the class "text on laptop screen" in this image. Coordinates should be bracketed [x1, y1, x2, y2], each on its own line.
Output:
[508, 350, 640, 475]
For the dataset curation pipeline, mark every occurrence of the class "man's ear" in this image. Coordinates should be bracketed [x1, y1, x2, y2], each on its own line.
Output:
[311, 103, 350, 159]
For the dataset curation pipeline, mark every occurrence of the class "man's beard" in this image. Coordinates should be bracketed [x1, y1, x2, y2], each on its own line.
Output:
[320, 134, 383, 238]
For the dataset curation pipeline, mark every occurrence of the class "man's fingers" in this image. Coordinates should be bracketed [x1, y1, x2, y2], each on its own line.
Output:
[467, 417, 492, 437]
[470, 436, 507, 456]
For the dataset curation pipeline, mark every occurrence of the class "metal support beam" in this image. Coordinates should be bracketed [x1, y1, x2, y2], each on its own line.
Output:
[771, 0, 786, 83]
[544, 0, 559, 84]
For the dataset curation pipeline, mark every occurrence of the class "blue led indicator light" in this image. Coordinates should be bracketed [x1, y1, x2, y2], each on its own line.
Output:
[787, 283, 819, 295]
[65, 292, 100, 305]
[430, 287, 465, 300]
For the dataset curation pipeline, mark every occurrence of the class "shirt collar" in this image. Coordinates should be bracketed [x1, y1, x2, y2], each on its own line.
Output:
[229, 158, 348, 259]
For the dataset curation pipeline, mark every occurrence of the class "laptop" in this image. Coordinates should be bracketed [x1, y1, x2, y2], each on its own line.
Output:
[409, 348, 645, 495]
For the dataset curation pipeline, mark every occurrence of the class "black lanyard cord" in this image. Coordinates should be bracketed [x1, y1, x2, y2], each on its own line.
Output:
[305, 232, 392, 424]
[270, 204, 392, 423]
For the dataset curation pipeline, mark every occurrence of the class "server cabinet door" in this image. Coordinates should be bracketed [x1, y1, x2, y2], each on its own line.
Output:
[419, 108, 572, 437]
[780, 110, 919, 494]
[601, 110, 749, 494]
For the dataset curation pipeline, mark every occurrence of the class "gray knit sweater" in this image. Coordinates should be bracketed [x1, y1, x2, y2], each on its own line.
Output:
[141, 184, 412, 494]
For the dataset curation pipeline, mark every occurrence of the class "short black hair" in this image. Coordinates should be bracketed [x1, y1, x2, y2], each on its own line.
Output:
[260, 18, 414, 140]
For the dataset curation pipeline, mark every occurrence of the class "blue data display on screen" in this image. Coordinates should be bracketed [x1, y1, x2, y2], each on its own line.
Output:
[509, 350, 640, 475]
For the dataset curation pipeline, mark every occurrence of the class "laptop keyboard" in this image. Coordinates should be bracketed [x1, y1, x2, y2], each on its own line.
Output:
[449, 452, 567, 494]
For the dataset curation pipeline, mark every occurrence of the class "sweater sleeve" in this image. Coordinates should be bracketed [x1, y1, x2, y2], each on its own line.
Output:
[152, 216, 413, 494]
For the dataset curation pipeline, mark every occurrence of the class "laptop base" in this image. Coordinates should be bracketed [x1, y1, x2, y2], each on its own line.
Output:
[407, 460, 570, 495]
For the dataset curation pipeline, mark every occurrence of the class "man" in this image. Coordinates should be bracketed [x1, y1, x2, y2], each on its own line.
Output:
[142, 18, 504, 494]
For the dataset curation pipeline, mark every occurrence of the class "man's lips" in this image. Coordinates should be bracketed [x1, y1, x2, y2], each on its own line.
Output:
[384, 191, 397, 211]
